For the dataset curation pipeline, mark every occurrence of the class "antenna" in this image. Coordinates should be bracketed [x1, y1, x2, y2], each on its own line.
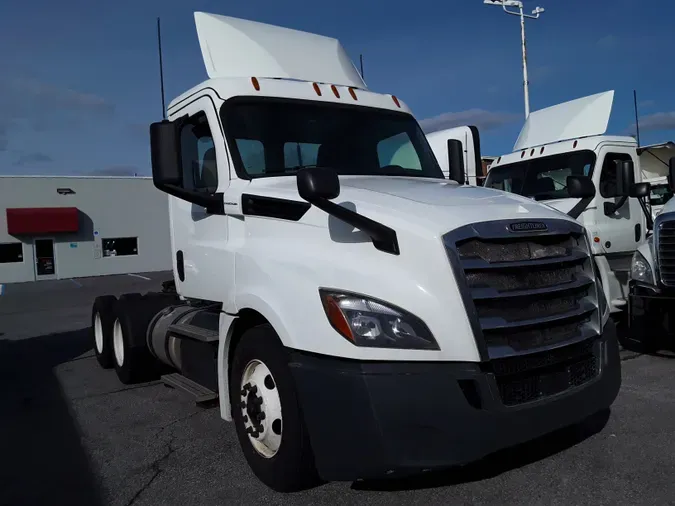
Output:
[157, 17, 167, 120]
[359, 54, 364, 81]
[633, 89, 640, 147]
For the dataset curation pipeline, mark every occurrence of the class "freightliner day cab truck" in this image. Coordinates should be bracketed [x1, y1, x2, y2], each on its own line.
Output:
[482, 91, 655, 321]
[629, 158, 675, 352]
[90, 12, 621, 492]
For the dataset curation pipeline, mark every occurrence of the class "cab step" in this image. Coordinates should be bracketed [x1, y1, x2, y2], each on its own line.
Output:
[167, 322, 219, 343]
[161, 373, 219, 405]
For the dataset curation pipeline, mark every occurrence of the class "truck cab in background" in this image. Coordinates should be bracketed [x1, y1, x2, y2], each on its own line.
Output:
[628, 157, 675, 351]
[90, 12, 621, 493]
[483, 91, 654, 317]
[426, 126, 483, 185]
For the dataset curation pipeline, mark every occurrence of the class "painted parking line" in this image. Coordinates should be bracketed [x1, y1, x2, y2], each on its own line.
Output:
[69, 279, 82, 288]
[127, 273, 152, 281]
[0, 284, 4, 296]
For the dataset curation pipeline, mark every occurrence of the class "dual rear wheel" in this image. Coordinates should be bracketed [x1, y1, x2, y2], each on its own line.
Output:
[90, 293, 169, 384]
[91, 296, 320, 492]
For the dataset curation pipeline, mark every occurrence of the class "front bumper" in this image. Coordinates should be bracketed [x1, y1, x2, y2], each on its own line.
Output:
[628, 280, 675, 339]
[289, 322, 621, 482]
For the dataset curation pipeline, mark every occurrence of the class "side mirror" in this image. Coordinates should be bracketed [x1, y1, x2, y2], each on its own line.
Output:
[297, 167, 340, 202]
[669, 156, 675, 192]
[150, 120, 183, 188]
[447, 139, 465, 184]
[615, 160, 635, 197]
[630, 182, 651, 198]
[567, 175, 595, 199]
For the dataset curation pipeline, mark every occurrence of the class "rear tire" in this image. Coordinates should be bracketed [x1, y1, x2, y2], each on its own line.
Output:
[92, 295, 117, 369]
[230, 324, 319, 492]
[112, 293, 164, 384]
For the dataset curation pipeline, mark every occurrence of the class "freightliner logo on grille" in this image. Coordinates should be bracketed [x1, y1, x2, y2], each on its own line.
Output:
[509, 221, 548, 233]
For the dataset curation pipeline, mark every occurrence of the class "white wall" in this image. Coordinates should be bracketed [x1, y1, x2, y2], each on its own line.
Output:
[0, 176, 172, 284]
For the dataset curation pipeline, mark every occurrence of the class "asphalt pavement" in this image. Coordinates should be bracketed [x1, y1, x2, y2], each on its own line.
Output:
[1, 272, 675, 506]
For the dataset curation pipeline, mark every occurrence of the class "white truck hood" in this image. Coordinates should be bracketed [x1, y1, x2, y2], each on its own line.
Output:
[246, 176, 575, 235]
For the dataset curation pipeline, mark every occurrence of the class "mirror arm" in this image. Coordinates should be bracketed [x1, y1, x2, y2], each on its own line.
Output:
[567, 197, 594, 219]
[638, 196, 654, 231]
[604, 195, 628, 216]
[310, 197, 400, 255]
[161, 184, 225, 215]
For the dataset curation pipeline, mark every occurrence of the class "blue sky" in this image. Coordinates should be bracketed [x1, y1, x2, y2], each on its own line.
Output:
[1, 0, 674, 175]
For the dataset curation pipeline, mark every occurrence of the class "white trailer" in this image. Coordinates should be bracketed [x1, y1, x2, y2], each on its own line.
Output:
[484, 91, 656, 318]
[91, 12, 621, 492]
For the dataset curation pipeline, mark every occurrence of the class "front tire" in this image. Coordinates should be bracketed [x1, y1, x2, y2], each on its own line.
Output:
[230, 324, 319, 492]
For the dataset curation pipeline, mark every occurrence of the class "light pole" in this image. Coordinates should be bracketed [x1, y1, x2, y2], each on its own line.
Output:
[484, 0, 545, 118]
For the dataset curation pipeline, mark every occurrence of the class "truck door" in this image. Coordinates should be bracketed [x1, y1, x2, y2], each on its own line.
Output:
[168, 94, 234, 303]
[595, 146, 645, 261]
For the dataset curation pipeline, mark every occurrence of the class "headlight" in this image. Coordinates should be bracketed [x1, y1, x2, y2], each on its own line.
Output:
[630, 251, 654, 285]
[319, 289, 439, 350]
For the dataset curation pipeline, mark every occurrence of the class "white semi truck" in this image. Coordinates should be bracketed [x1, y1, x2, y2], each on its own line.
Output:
[628, 157, 675, 352]
[482, 91, 656, 318]
[90, 12, 621, 492]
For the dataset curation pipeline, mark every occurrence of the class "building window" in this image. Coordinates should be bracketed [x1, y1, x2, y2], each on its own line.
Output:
[0, 242, 23, 263]
[102, 237, 138, 257]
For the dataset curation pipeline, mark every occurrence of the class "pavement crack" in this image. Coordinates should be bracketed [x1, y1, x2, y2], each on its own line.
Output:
[71, 382, 161, 401]
[126, 436, 177, 506]
[126, 411, 200, 506]
[151, 410, 204, 440]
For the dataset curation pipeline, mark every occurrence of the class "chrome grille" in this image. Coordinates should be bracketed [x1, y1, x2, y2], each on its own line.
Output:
[443, 219, 602, 405]
[655, 212, 675, 287]
[445, 219, 600, 359]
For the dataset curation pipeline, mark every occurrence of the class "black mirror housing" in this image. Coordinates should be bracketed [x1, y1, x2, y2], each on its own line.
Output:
[150, 120, 183, 189]
[669, 157, 675, 192]
[630, 182, 651, 198]
[615, 160, 635, 197]
[447, 139, 465, 184]
[297, 167, 340, 202]
[567, 175, 595, 199]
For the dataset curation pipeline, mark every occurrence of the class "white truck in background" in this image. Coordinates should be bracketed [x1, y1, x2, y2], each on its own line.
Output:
[426, 126, 483, 185]
[482, 91, 655, 319]
[637, 141, 675, 219]
[628, 157, 675, 352]
[90, 12, 621, 492]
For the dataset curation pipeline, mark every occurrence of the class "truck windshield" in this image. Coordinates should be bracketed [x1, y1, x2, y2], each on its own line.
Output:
[484, 150, 597, 201]
[220, 97, 444, 180]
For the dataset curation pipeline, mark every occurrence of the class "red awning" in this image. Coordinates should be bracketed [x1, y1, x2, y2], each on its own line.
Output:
[6, 207, 79, 235]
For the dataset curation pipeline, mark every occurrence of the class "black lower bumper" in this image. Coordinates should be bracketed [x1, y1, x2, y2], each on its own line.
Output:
[289, 322, 621, 482]
[628, 281, 675, 344]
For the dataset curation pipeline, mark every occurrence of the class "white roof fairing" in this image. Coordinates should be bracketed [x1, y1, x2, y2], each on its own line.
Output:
[193, 12, 367, 89]
[513, 90, 615, 152]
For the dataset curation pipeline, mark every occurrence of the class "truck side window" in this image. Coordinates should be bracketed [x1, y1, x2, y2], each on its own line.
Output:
[377, 132, 422, 171]
[599, 153, 632, 198]
[179, 111, 218, 191]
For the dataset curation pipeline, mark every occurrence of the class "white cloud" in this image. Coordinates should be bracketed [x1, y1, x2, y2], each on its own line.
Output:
[419, 109, 521, 133]
[626, 111, 675, 134]
[597, 35, 618, 49]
